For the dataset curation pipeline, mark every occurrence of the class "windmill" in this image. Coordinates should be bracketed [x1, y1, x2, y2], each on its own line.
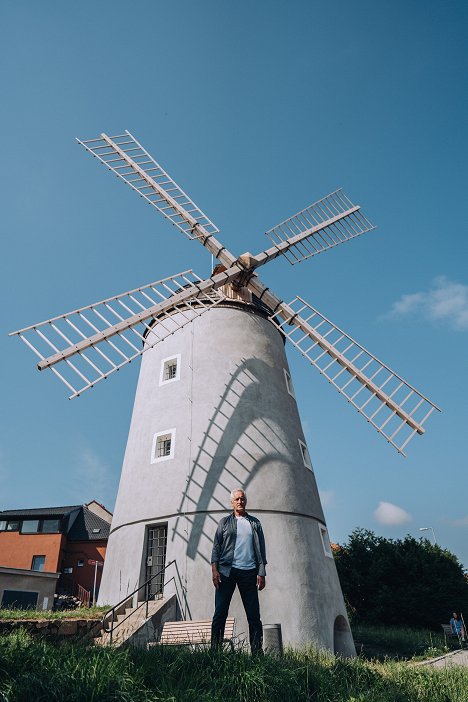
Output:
[11, 131, 439, 653]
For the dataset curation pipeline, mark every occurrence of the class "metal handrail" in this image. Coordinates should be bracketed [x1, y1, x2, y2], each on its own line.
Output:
[102, 559, 176, 645]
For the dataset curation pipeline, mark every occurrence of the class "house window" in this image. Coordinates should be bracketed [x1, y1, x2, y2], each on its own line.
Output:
[298, 439, 313, 470]
[41, 519, 60, 533]
[0, 518, 61, 533]
[77, 559, 85, 567]
[283, 368, 296, 398]
[6, 521, 20, 531]
[151, 428, 176, 463]
[31, 555, 46, 572]
[159, 354, 181, 386]
[159, 436, 171, 457]
[319, 525, 333, 558]
[21, 520, 40, 533]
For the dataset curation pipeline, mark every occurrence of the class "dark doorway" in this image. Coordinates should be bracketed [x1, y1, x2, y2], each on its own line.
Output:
[145, 524, 167, 599]
[333, 614, 354, 657]
[2, 589, 38, 609]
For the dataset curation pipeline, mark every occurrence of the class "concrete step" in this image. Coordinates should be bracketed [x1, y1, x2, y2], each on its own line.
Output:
[94, 598, 170, 648]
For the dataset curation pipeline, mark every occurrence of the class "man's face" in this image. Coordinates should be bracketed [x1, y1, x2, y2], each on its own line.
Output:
[231, 491, 247, 515]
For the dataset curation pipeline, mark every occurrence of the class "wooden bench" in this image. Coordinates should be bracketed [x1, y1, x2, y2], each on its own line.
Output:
[441, 623, 463, 644]
[156, 618, 236, 648]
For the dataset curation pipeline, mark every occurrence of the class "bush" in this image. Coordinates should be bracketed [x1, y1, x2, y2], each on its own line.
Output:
[334, 529, 468, 629]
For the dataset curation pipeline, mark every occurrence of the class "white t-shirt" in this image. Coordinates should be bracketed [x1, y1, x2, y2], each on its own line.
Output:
[232, 516, 256, 570]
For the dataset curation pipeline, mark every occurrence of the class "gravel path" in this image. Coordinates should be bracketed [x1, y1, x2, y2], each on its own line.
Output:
[417, 649, 468, 668]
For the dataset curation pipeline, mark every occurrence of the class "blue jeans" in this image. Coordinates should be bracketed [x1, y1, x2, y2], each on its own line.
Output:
[211, 567, 263, 652]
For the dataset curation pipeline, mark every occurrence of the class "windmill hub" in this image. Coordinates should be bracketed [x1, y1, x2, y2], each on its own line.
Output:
[237, 251, 257, 270]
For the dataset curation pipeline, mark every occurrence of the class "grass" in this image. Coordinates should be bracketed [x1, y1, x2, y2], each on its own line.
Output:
[0, 607, 107, 621]
[352, 624, 451, 660]
[0, 628, 467, 702]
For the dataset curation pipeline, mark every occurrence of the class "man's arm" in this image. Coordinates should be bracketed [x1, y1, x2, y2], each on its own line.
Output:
[211, 518, 225, 589]
[211, 562, 222, 589]
[257, 522, 267, 565]
[254, 519, 267, 578]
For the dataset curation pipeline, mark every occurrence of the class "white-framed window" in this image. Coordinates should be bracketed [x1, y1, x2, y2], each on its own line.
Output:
[298, 439, 313, 471]
[283, 368, 296, 398]
[159, 354, 181, 386]
[319, 524, 333, 558]
[151, 428, 176, 464]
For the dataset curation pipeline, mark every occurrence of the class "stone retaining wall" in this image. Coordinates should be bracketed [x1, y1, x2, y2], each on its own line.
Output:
[0, 618, 102, 639]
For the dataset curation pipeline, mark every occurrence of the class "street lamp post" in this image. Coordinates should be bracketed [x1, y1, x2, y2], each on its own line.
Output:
[88, 559, 104, 606]
[419, 526, 437, 544]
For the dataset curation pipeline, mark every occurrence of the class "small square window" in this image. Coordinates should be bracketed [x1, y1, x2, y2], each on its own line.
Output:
[32, 555, 46, 572]
[298, 439, 313, 471]
[284, 369, 296, 398]
[158, 435, 171, 457]
[319, 525, 333, 558]
[165, 360, 177, 380]
[159, 354, 181, 386]
[151, 428, 176, 463]
[77, 559, 85, 567]
[6, 521, 20, 531]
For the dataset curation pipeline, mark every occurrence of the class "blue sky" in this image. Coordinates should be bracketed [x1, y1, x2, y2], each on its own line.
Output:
[2, 1, 467, 567]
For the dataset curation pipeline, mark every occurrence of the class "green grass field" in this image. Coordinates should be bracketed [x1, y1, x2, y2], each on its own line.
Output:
[0, 606, 107, 621]
[0, 627, 466, 702]
[352, 623, 453, 660]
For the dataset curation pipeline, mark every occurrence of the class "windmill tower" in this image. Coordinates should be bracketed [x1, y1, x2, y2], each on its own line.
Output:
[11, 131, 440, 653]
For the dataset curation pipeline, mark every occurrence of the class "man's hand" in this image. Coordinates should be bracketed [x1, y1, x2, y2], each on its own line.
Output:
[257, 575, 265, 591]
[212, 565, 221, 590]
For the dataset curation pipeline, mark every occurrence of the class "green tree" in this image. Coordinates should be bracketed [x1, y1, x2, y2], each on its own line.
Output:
[334, 528, 468, 629]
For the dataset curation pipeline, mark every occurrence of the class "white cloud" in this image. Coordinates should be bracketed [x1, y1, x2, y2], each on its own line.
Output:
[385, 276, 468, 331]
[374, 501, 412, 526]
[319, 489, 334, 507]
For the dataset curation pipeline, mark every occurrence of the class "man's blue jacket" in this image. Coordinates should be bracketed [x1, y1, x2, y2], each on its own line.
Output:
[211, 512, 267, 577]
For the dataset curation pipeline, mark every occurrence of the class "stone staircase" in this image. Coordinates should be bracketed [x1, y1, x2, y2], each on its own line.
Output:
[94, 594, 177, 648]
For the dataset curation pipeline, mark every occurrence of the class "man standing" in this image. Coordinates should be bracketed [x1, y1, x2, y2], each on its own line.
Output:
[211, 488, 267, 653]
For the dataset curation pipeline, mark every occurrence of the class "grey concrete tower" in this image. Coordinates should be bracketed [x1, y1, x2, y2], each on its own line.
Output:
[98, 291, 355, 655]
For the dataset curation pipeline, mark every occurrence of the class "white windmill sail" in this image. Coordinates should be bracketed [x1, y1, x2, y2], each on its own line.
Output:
[76, 131, 237, 270]
[76, 131, 220, 240]
[10, 270, 232, 398]
[268, 296, 440, 455]
[262, 189, 375, 265]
